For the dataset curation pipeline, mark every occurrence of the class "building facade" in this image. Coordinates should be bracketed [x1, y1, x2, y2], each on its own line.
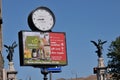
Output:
[0, 0, 4, 80]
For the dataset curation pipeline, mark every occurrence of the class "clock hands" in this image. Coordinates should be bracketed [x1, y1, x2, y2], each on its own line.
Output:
[38, 18, 44, 21]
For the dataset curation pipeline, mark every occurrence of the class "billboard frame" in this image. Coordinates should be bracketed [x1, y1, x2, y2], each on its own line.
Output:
[18, 30, 67, 67]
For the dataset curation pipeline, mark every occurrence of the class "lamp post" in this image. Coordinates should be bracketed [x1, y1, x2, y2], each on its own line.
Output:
[71, 70, 77, 80]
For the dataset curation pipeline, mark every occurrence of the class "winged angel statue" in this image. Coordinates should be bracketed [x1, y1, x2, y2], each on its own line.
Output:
[91, 39, 107, 58]
[4, 42, 17, 62]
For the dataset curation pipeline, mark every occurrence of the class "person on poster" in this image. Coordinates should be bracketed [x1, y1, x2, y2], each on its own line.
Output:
[37, 39, 46, 60]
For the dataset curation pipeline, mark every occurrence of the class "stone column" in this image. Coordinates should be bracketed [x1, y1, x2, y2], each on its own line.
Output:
[97, 58, 107, 80]
[7, 62, 17, 80]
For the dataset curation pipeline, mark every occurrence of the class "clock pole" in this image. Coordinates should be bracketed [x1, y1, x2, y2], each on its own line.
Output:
[28, 7, 56, 80]
[41, 67, 49, 80]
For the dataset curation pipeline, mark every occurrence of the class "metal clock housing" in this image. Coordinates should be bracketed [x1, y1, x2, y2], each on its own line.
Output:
[28, 6, 55, 32]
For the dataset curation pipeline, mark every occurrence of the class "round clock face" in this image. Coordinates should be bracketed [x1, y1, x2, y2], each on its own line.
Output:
[28, 7, 55, 31]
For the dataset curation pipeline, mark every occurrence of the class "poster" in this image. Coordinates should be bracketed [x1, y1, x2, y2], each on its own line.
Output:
[19, 31, 67, 66]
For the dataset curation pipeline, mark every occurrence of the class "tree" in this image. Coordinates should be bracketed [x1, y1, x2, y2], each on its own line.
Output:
[107, 36, 120, 79]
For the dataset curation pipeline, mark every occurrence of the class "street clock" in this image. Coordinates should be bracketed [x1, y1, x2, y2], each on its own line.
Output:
[28, 6, 55, 32]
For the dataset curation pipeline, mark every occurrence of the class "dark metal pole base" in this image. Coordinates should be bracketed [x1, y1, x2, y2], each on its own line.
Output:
[41, 68, 49, 80]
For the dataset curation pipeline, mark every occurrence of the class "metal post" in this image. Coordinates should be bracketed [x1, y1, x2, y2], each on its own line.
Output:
[76, 73, 77, 80]
[49, 72, 52, 80]
[41, 68, 49, 80]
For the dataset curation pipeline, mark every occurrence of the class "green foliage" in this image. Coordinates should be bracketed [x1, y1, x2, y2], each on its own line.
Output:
[107, 36, 120, 79]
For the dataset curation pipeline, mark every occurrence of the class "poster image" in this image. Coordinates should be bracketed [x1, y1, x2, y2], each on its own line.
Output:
[19, 31, 67, 66]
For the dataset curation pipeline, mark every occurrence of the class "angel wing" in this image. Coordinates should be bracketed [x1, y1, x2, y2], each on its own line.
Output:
[12, 41, 17, 48]
[101, 41, 107, 45]
[4, 45, 9, 49]
[91, 41, 98, 47]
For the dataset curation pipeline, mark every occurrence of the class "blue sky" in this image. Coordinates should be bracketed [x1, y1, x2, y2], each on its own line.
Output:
[2, 0, 120, 80]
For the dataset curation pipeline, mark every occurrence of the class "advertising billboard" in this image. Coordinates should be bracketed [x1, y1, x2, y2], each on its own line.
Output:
[18, 31, 67, 67]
